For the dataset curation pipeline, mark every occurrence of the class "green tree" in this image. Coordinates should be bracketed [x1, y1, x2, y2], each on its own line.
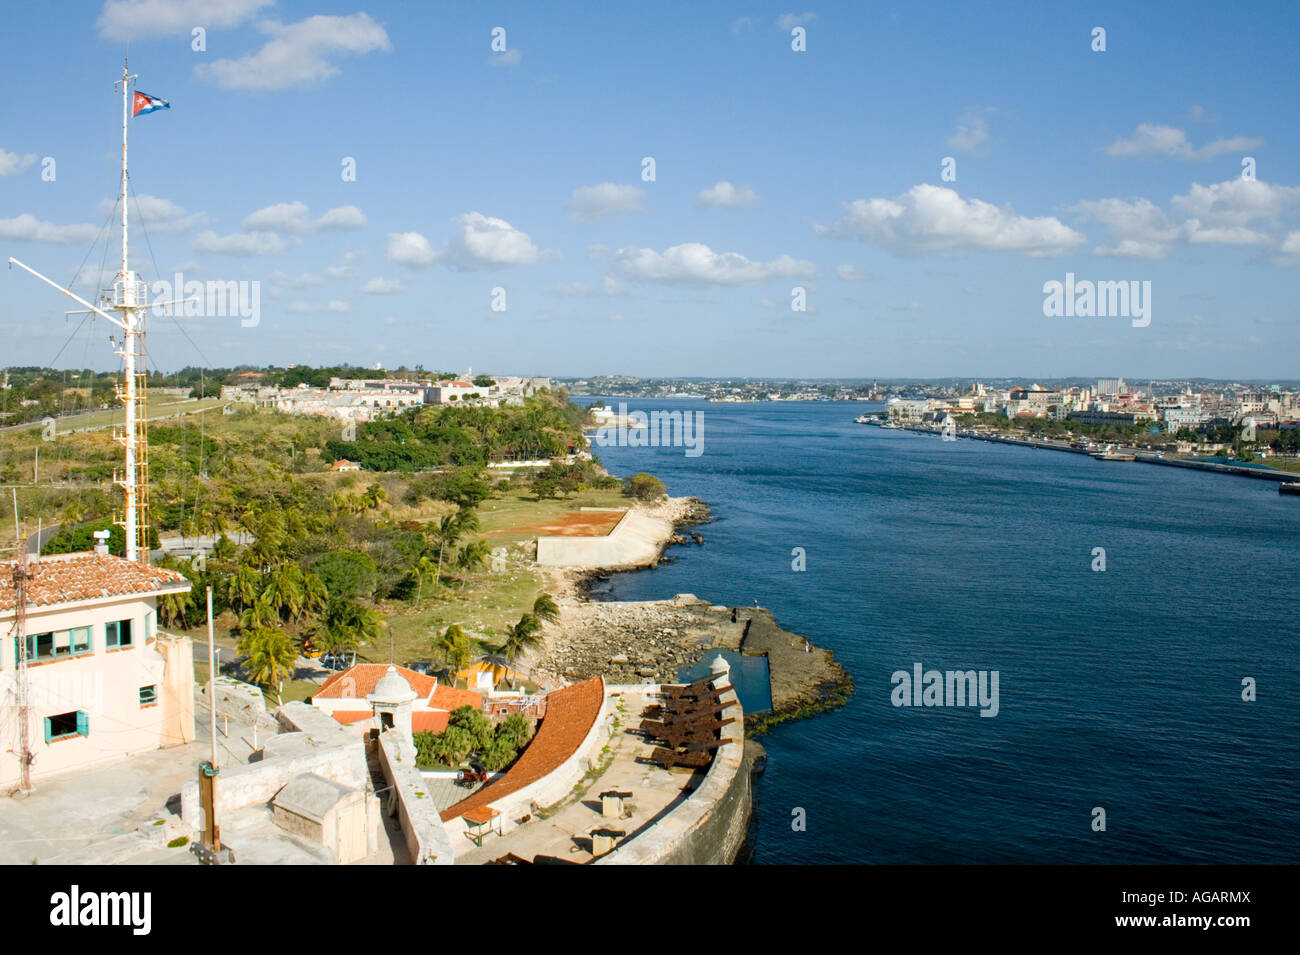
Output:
[531, 593, 560, 624]
[499, 614, 542, 687]
[436, 624, 482, 674]
[497, 712, 534, 750]
[237, 626, 298, 699]
[625, 472, 666, 502]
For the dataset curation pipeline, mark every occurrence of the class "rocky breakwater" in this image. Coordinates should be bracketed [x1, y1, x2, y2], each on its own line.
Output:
[536, 595, 852, 730]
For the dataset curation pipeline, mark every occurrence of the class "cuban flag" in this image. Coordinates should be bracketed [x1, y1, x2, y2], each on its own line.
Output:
[132, 90, 169, 117]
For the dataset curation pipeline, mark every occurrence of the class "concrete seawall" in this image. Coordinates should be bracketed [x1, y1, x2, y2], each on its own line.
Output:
[537, 508, 674, 569]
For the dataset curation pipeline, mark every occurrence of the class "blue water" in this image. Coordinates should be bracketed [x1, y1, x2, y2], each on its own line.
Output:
[676, 649, 774, 717]
[579, 398, 1300, 864]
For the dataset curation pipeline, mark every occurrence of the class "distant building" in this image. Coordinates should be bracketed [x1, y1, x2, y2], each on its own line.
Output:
[1096, 378, 1127, 396]
[0, 552, 195, 789]
[331, 459, 361, 472]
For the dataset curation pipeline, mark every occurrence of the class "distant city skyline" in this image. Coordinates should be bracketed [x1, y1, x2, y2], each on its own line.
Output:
[2, 1, 1298, 378]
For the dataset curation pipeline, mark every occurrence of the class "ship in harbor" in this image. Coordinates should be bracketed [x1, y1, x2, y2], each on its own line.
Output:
[1091, 445, 1137, 461]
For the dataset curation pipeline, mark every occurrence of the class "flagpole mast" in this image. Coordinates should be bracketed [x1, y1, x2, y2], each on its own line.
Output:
[7, 61, 175, 565]
[114, 59, 145, 563]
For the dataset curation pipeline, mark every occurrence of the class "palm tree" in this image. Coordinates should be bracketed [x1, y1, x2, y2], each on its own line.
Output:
[225, 565, 260, 614]
[454, 539, 490, 584]
[436, 624, 482, 676]
[159, 586, 196, 629]
[499, 614, 542, 688]
[532, 593, 560, 625]
[413, 554, 439, 602]
[263, 562, 305, 622]
[434, 509, 479, 580]
[238, 597, 280, 633]
[237, 626, 298, 701]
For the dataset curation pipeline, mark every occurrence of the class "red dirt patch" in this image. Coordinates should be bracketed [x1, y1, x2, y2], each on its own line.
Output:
[487, 509, 625, 538]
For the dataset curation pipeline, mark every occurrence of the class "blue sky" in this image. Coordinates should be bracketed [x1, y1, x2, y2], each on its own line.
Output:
[1, 0, 1297, 380]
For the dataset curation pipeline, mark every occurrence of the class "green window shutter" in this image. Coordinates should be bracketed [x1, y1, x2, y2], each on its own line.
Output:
[43, 717, 52, 744]
[75, 712, 89, 736]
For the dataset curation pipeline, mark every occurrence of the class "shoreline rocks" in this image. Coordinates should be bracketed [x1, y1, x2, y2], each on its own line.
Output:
[535, 496, 853, 731]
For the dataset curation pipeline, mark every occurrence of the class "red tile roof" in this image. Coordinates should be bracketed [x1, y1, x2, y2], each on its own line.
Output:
[431, 685, 485, 712]
[316, 664, 438, 701]
[0, 553, 190, 613]
[412, 711, 450, 734]
[440, 676, 604, 823]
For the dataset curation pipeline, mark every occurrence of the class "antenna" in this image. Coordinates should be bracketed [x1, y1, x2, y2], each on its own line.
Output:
[6, 62, 189, 562]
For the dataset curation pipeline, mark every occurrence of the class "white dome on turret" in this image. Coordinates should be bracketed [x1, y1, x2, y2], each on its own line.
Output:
[368, 665, 417, 704]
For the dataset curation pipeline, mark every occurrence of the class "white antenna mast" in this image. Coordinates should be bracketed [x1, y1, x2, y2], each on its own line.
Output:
[7, 61, 186, 563]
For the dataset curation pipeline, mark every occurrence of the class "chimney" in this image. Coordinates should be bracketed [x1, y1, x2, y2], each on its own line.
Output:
[93, 530, 111, 556]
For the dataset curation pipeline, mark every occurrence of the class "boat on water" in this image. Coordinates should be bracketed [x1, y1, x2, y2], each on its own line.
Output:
[1091, 445, 1136, 461]
[1280, 482, 1300, 496]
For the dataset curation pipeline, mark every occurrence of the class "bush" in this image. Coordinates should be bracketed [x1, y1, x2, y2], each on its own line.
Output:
[624, 472, 666, 502]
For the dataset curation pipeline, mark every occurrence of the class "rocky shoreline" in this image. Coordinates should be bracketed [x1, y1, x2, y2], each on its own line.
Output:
[534, 496, 853, 731]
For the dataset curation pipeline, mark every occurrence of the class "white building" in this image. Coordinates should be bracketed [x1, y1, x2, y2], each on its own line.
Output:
[0, 551, 195, 789]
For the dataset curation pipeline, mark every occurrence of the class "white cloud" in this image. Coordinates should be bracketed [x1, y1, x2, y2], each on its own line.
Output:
[613, 242, 817, 286]
[1183, 222, 1269, 245]
[360, 276, 406, 294]
[776, 12, 817, 29]
[286, 298, 349, 314]
[1171, 178, 1300, 227]
[1274, 231, 1300, 266]
[242, 201, 365, 233]
[0, 213, 98, 245]
[555, 276, 636, 298]
[443, 212, 547, 269]
[1071, 197, 1180, 258]
[386, 231, 438, 269]
[947, 108, 993, 154]
[99, 194, 206, 232]
[269, 270, 324, 289]
[193, 230, 294, 256]
[816, 184, 1084, 257]
[696, 181, 759, 208]
[195, 13, 392, 91]
[835, 264, 868, 281]
[324, 250, 364, 278]
[97, 0, 270, 41]
[0, 149, 38, 178]
[488, 48, 522, 67]
[1104, 123, 1263, 161]
[586, 243, 609, 260]
[1075, 178, 1300, 258]
[569, 183, 645, 222]
[389, 215, 550, 271]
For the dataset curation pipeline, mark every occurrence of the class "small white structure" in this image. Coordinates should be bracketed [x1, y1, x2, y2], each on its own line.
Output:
[272, 772, 377, 864]
[367, 665, 418, 742]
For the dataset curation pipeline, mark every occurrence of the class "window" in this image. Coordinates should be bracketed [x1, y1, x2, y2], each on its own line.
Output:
[15, 626, 93, 663]
[44, 711, 88, 742]
[139, 685, 157, 707]
[106, 619, 133, 649]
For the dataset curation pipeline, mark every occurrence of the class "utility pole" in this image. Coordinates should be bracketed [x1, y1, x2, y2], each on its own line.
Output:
[9, 533, 35, 793]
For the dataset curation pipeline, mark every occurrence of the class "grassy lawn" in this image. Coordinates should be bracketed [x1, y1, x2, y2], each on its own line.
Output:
[477, 486, 628, 546]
